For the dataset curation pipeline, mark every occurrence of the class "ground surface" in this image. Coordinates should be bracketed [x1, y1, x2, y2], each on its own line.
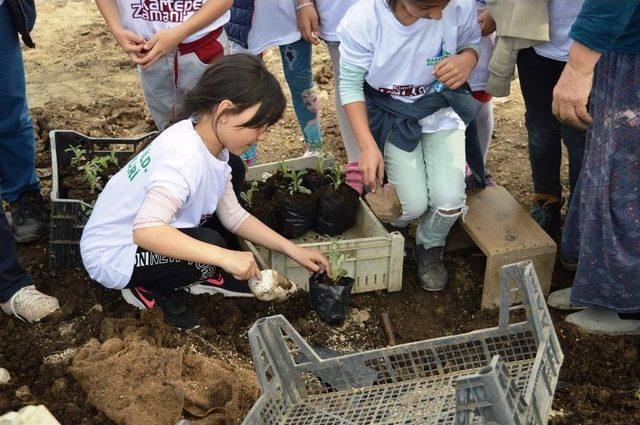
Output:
[1, 1, 639, 424]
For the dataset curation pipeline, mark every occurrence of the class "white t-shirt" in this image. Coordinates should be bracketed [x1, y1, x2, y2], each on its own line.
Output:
[230, 0, 300, 55]
[468, 0, 496, 92]
[533, 0, 584, 62]
[116, 0, 231, 44]
[316, 0, 360, 42]
[338, 0, 480, 134]
[80, 119, 232, 289]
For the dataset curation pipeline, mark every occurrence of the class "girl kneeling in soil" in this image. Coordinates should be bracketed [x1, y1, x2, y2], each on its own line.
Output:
[338, 0, 481, 291]
[80, 54, 330, 329]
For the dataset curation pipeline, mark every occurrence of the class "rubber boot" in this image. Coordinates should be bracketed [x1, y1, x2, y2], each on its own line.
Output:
[413, 245, 447, 291]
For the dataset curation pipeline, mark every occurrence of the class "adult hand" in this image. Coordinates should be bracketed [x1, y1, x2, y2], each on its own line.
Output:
[477, 9, 496, 37]
[360, 144, 385, 193]
[433, 50, 478, 90]
[296, 4, 320, 45]
[552, 62, 593, 130]
[221, 250, 262, 281]
[138, 28, 183, 69]
[113, 28, 146, 62]
[287, 246, 331, 275]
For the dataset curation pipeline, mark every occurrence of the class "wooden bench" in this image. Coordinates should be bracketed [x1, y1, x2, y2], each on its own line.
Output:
[447, 186, 557, 309]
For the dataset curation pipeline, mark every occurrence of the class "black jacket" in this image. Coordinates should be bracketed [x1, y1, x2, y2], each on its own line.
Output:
[6, 0, 36, 48]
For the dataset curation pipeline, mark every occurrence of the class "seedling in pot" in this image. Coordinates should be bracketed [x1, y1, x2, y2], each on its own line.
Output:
[287, 170, 311, 195]
[327, 165, 346, 191]
[277, 160, 290, 176]
[327, 239, 348, 282]
[74, 152, 119, 194]
[65, 145, 87, 167]
[316, 151, 332, 177]
[312, 165, 359, 236]
[240, 181, 259, 208]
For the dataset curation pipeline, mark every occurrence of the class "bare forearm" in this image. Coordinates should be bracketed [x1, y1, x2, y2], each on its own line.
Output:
[133, 225, 230, 266]
[234, 215, 296, 257]
[173, 0, 232, 42]
[344, 102, 377, 152]
[95, 0, 123, 34]
[566, 41, 602, 76]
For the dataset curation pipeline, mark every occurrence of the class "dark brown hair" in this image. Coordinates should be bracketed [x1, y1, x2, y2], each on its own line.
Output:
[179, 53, 286, 129]
[387, 0, 450, 11]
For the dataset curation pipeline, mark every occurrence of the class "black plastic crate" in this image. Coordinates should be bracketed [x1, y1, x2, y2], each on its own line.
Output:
[49, 130, 158, 276]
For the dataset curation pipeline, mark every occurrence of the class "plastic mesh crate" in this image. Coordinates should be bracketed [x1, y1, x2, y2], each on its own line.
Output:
[243, 156, 404, 293]
[243, 261, 563, 425]
[49, 130, 157, 275]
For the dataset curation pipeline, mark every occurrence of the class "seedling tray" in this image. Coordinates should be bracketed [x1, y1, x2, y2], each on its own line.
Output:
[49, 130, 157, 275]
[243, 156, 404, 293]
[243, 261, 563, 425]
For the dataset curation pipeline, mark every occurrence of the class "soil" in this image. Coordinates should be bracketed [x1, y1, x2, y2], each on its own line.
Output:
[303, 169, 331, 192]
[364, 184, 403, 223]
[1, 1, 638, 423]
[264, 171, 290, 192]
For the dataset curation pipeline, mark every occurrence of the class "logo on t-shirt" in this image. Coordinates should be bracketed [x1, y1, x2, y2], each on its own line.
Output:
[426, 39, 452, 67]
[131, 0, 203, 23]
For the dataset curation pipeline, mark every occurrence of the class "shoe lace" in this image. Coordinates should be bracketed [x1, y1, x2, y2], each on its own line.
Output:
[9, 286, 53, 321]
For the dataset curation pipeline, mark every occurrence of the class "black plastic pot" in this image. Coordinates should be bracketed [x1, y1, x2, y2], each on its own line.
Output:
[313, 183, 359, 236]
[309, 271, 355, 325]
[276, 190, 317, 238]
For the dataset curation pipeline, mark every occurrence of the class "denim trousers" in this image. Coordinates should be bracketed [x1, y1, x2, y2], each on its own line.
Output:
[241, 38, 321, 164]
[517, 47, 586, 199]
[0, 2, 40, 203]
[0, 211, 31, 302]
[385, 129, 467, 248]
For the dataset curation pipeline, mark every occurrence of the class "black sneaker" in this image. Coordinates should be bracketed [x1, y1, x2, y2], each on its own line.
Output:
[122, 286, 199, 329]
[9, 192, 45, 243]
[183, 270, 254, 298]
[530, 196, 564, 239]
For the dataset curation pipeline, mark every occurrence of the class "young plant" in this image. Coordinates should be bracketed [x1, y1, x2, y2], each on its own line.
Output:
[327, 239, 348, 281]
[65, 145, 87, 167]
[277, 160, 289, 176]
[240, 181, 259, 207]
[327, 165, 346, 190]
[287, 170, 311, 195]
[316, 151, 332, 176]
[77, 153, 119, 194]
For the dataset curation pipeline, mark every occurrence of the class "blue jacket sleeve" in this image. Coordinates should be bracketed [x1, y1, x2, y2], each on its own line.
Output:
[570, 0, 640, 53]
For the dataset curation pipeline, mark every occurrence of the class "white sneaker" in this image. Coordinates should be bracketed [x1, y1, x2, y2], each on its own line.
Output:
[547, 287, 586, 311]
[566, 308, 640, 335]
[1, 285, 60, 322]
[302, 149, 321, 158]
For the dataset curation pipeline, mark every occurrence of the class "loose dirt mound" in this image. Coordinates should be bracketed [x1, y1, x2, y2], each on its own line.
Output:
[70, 312, 258, 425]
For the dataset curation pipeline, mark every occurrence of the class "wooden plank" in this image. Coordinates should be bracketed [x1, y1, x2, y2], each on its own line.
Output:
[461, 186, 556, 257]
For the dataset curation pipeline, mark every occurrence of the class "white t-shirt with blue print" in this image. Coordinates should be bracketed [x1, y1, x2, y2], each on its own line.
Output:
[338, 0, 480, 134]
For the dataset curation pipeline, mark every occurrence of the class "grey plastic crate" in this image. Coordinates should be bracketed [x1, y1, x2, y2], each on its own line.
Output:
[243, 261, 563, 425]
[49, 130, 157, 275]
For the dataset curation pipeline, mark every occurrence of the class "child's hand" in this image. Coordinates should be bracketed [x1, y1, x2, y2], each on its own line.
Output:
[433, 50, 478, 90]
[113, 28, 146, 62]
[138, 28, 184, 69]
[360, 144, 385, 193]
[296, 3, 320, 45]
[477, 10, 496, 37]
[287, 246, 331, 275]
[221, 250, 262, 280]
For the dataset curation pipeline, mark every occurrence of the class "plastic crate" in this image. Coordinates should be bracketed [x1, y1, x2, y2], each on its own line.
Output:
[243, 261, 564, 425]
[49, 130, 157, 276]
[243, 156, 404, 293]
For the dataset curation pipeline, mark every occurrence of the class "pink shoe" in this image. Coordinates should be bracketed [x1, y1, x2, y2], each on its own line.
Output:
[345, 162, 364, 195]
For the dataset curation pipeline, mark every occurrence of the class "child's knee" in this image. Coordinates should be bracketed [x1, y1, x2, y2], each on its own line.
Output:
[429, 188, 466, 215]
[401, 193, 429, 221]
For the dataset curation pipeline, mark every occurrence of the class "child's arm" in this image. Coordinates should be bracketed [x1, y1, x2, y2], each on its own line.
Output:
[234, 216, 331, 274]
[139, 0, 233, 69]
[95, 0, 146, 63]
[133, 225, 262, 280]
[294, 0, 320, 45]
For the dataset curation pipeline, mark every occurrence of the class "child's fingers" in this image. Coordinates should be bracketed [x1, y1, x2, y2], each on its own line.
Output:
[376, 161, 385, 188]
[126, 31, 145, 44]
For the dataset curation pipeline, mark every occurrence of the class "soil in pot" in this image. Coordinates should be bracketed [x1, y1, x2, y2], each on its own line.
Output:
[242, 198, 278, 233]
[309, 271, 355, 325]
[275, 189, 317, 239]
[242, 180, 277, 201]
[265, 171, 290, 193]
[303, 169, 331, 192]
[60, 162, 120, 204]
[313, 183, 360, 236]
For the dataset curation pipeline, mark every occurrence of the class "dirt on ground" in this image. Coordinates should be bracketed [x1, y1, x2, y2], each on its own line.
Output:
[1, 1, 639, 424]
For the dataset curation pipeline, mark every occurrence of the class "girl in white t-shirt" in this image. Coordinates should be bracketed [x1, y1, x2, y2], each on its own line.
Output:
[338, 0, 480, 291]
[96, 0, 233, 131]
[80, 55, 330, 329]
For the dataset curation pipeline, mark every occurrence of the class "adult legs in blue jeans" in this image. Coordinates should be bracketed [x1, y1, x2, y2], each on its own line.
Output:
[0, 2, 45, 242]
[517, 47, 586, 239]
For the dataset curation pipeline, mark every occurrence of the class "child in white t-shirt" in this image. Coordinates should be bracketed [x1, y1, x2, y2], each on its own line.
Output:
[338, 0, 480, 291]
[80, 55, 330, 329]
[96, 0, 233, 130]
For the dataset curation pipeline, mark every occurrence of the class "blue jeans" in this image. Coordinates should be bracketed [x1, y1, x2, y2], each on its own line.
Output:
[241, 38, 321, 164]
[0, 2, 40, 203]
[0, 211, 31, 302]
